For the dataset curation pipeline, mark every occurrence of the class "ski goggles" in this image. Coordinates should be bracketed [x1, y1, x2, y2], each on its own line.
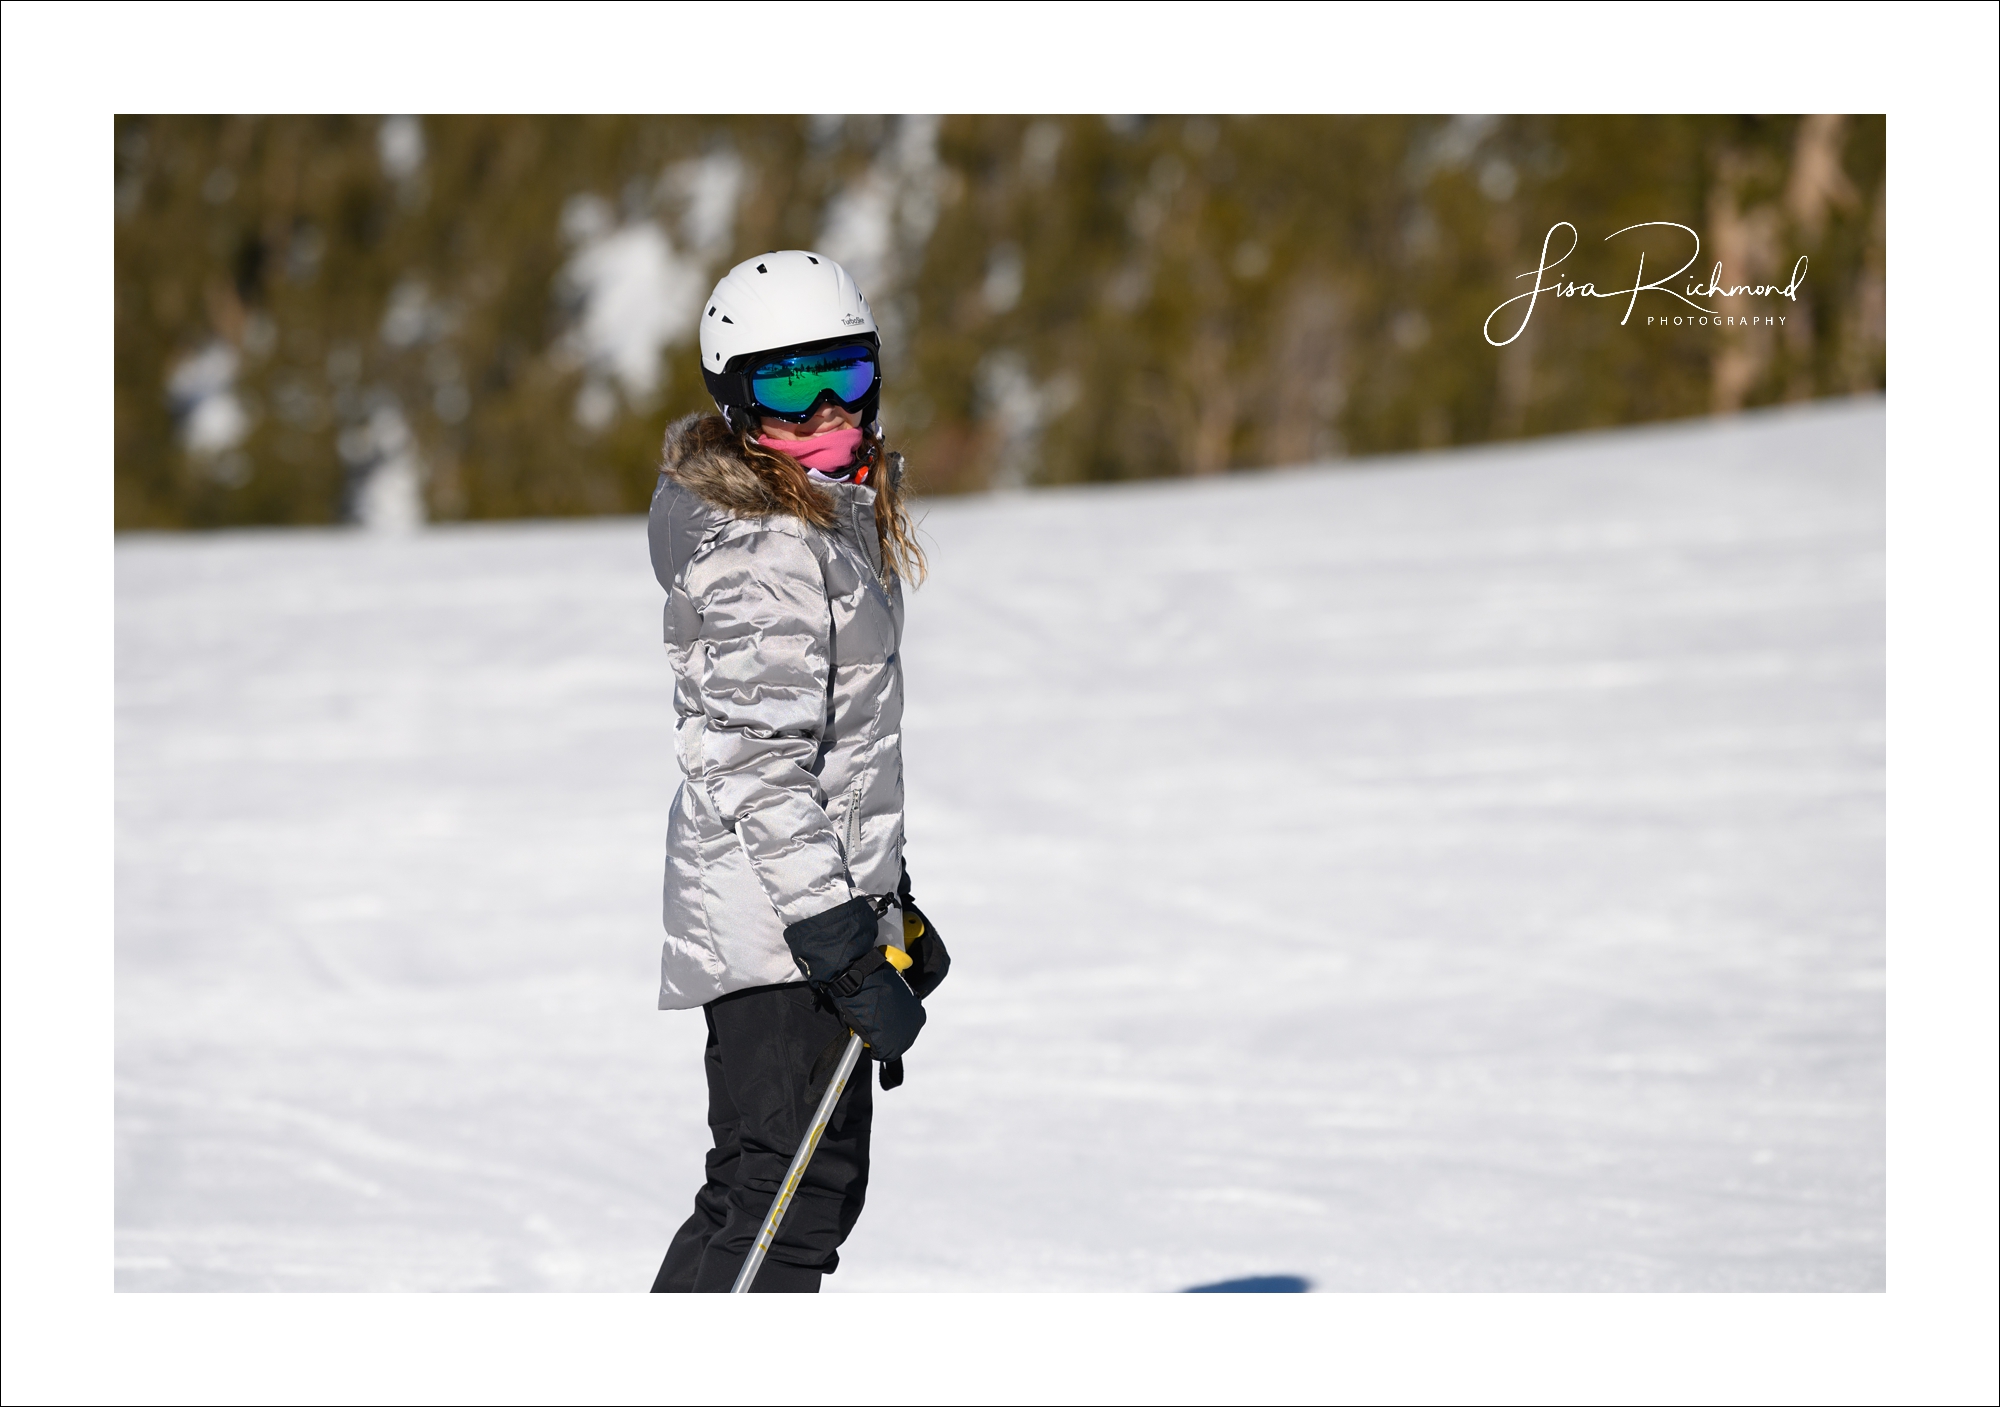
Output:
[744, 343, 880, 421]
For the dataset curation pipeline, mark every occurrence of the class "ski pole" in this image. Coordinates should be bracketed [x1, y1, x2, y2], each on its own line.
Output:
[730, 1029, 865, 1293]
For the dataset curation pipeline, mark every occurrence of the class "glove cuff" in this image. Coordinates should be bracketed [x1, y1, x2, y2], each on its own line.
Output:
[782, 895, 879, 988]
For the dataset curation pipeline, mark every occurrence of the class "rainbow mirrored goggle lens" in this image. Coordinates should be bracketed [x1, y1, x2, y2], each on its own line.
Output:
[748, 344, 879, 419]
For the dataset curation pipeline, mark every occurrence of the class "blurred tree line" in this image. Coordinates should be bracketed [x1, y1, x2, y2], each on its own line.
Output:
[114, 114, 1884, 528]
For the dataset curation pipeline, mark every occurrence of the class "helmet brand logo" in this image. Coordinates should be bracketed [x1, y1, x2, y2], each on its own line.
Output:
[842, 314, 865, 326]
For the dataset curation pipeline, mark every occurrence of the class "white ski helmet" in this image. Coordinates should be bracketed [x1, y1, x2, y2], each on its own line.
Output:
[698, 250, 881, 429]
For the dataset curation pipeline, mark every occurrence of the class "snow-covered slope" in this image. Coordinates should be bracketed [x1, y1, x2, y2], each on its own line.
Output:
[115, 397, 1884, 1291]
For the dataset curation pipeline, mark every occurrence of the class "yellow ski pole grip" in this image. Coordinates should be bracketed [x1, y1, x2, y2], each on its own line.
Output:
[882, 943, 913, 972]
[903, 911, 925, 942]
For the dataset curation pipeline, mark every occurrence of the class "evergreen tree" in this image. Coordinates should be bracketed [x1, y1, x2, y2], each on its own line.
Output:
[115, 114, 1885, 528]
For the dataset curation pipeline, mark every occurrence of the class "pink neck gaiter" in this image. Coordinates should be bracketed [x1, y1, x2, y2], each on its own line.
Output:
[759, 425, 865, 479]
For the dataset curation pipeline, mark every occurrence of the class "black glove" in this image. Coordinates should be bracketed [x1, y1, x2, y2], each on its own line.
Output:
[896, 866, 952, 1001]
[783, 896, 925, 1061]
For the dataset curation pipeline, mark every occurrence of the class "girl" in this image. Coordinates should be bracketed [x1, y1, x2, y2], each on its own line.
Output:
[646, 250, 948, 1292]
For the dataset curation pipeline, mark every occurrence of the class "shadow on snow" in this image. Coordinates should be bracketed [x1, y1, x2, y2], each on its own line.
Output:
[1182, 1275, 1311, 1293]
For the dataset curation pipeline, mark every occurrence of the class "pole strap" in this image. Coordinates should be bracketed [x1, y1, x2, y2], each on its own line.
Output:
[825, 944, 892, 999]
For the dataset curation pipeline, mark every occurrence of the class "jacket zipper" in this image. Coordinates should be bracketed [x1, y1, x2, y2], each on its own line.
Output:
[841, 780, 863, 865]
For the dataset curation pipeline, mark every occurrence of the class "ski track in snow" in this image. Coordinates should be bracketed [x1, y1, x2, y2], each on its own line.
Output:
[116, 398, 1884, 1291]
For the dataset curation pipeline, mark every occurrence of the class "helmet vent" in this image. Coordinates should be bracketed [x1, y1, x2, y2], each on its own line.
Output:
[807, 256, 819, 264]
[756, 263, 767, 273]
[707, 307, 716, 317]
[720, 315, 733, 323]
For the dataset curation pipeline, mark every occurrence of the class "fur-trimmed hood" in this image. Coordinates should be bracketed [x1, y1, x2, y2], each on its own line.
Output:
[659, 412, 800, 520]
[649, 412, 898, 594]
[657, 412, 904, 520]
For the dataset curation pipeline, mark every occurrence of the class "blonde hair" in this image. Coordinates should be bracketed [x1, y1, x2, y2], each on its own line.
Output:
[732, 421, 927, 586]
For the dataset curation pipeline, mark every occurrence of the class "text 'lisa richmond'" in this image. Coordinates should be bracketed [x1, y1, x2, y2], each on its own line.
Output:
[1484, 221, 1807, 347]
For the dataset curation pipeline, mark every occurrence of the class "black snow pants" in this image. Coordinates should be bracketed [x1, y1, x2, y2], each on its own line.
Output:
[651, 982, 872, 1293]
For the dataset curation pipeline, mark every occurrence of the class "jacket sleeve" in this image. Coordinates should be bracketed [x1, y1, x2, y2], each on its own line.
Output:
[684, 523, 851, 927]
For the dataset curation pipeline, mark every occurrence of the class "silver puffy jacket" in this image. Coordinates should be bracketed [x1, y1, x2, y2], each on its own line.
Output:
[647, 416, 907, 1010]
